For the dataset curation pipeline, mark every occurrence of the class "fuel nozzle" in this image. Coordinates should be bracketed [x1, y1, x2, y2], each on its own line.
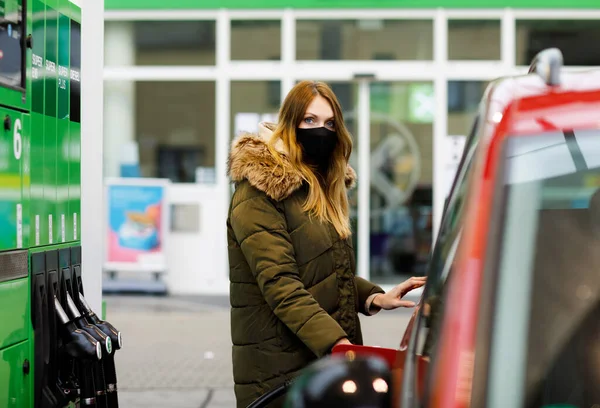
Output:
[65, 293, 111, 408]
[79, 294, 123, 350]
[78, 293, 123, 408]
[66, 294, 113, 355]
[55, 296, 102, 407]
[55, 297, 102, 361]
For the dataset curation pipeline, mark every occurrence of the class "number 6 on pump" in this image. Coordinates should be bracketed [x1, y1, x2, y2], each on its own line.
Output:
[13, 118, 21, 160]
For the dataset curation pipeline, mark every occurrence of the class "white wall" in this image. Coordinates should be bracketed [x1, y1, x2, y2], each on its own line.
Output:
[164, 184, 229, 295]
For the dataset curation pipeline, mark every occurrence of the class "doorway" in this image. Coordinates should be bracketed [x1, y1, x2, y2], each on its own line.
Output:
[347, 80, 435, 286]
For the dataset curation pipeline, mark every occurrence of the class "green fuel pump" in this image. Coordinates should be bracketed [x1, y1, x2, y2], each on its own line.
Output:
[0, 1, 122, 407]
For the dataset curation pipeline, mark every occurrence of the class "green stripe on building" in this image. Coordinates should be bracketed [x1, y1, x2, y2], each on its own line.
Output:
[105, 0, 600, 10]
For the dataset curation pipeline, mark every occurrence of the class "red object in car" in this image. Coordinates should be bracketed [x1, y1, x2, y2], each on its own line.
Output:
[332, 344, 400, 368]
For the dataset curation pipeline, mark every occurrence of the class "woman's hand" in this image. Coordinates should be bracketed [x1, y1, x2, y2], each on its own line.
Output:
[372, 276, 427, 310]
[330, 337, 352, 353]
[334, 338, 352, 347]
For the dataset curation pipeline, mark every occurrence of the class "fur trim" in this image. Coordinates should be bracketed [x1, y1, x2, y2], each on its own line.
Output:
[227, 123, 357, 201]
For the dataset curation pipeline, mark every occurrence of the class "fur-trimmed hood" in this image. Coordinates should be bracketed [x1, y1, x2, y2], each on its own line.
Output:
[227, 122, 357, 201]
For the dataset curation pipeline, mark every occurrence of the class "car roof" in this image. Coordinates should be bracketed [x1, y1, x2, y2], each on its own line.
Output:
[483, 68, 600, 138]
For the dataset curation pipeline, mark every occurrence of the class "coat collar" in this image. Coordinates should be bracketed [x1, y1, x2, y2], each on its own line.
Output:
[227, 122, 357, 201]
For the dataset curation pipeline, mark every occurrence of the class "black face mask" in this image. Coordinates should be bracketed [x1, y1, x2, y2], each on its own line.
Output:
[296, 127, 338, 170]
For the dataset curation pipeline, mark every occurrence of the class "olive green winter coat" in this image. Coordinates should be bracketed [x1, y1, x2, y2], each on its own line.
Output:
[226, 123, 385, 408]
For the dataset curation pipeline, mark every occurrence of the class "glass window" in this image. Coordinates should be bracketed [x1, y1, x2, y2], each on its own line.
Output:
[359, 81, 434, 284]
[135, 81, 216, 182]
[448, 20, 501, 60]
[0, 0, 25, 89]
[134, 21, 216, 66]
[448, 81, 487, 135]
[445, 81, 487, 200]
[491, 129, 600, 408]
[231, 20, 281, 61]
[516, 20, 600, 66]
[231, 81, 281, 141]
[296, 19, 433, 61]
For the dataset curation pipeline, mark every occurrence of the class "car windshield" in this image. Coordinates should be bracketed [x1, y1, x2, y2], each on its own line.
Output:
[487, 129, 600, 408]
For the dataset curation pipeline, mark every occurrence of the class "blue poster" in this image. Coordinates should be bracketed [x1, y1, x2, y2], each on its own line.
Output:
[106, 182, 166, 264]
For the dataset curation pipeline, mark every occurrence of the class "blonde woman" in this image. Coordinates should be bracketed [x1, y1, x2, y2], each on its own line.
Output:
[227, 80, 426, 408]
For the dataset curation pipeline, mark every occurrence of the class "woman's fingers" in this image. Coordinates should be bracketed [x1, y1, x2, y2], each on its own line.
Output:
[403, 276, 427, 286]
[392, 299, 417, 308]
[397, 276, 427, 296]
[380, 276, 428, 310]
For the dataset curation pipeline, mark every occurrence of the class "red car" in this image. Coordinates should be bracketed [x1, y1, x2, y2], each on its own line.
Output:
[349, 47, 599, 408]
[251, 48, 600, 408]
[386, 46, 600, 408]
[342, 48, 599, 408]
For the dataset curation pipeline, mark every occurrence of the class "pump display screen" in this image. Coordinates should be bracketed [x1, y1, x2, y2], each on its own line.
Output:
[0, 0, 24, 89]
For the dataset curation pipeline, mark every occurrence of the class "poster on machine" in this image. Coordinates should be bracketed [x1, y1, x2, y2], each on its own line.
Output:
[104, 178, 171, 273]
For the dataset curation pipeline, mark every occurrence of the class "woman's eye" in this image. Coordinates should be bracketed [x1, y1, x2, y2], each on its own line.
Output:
[304, 117, 314, 124]
[326, 121, 335, 128]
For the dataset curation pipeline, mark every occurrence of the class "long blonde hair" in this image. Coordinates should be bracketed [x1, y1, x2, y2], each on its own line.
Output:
[268, 80, 353, 239]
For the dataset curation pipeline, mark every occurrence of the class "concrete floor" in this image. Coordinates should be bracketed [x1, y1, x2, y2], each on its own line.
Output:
[106, 294, 414, 407]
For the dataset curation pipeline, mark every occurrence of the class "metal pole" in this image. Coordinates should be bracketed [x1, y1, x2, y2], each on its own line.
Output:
[357, 78, 371, 280]
[80, 0, 105, 313]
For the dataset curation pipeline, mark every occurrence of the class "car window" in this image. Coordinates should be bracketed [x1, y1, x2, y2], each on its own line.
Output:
[429, 113, 480, 281]
[485, 129, 600, 408]
[415, 150, 474, 358]
[406, 112, 482, 405]
[442, 115, 480, 220]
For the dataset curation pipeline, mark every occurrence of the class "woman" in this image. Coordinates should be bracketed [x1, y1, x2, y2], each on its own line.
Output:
[226, 80, 426, 408]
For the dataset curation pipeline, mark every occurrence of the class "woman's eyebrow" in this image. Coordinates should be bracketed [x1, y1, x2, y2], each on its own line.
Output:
[305, 111, 334, 120]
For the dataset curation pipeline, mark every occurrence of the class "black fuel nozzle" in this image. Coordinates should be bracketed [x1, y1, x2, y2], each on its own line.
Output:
[66, 294, 113, 356]
[78, 293, 122, 408]
[54, 297, 102, 407]
[55, 297, 102, 361]
[79, 294, 122, 351]
[66, 293, 110, 408]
